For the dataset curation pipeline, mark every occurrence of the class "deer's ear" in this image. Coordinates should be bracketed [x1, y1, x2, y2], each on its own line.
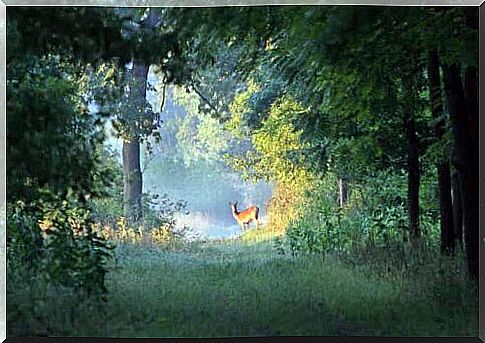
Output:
[234, 201, 238, 206]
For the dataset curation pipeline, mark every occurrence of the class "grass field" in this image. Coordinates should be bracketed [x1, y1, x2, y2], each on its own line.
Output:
[8, 232, 478, 338]
[11, 231, 470, 337]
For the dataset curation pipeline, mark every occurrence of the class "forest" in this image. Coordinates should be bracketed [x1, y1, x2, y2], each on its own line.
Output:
[6, 5, 479, 337]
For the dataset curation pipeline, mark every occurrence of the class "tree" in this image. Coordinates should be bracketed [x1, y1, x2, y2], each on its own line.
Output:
[7, 7, 132, 66]
[6, 8, 127, 297]
[266, 7, 427, 242]
[109, 7, 191, 222]
[432, 7, 479, 279]
[442, 61, 478, 279]
[427, 49, 455, 254]
[197, 6, 477, 262]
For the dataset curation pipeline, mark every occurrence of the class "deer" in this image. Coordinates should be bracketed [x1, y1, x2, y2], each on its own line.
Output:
[229, 201, 260, 232]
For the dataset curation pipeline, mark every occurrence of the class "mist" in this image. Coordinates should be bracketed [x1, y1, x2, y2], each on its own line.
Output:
[105, 66, 273, 240]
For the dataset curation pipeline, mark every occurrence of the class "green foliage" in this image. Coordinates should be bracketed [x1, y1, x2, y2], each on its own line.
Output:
[226, 92, 315, 232]
[7, 190, 113, 295]
[279, 175, 348, 255]
[83, 62, 126, 116]
[7, 54, 108, 201]
[171, 86, 232, 167]
[278, 170, 440, 256]
[227, 92, 313, 185]
[251, 96, 312, 184]
[358, 204, 408, 247]
[7, 7, 131, 64]
[183, 41, 246, 123]
[89, 149, 124, 226]
[111, 68, 161, 144]
[7, 12, 127, 327]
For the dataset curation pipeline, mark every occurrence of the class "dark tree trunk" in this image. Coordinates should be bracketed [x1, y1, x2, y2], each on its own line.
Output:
[338, 177, 348, 208]
[121, 9, 161, 223]
[443, 63, 479, 280]
[427, 49, 455, 254]
[463, 65, 479, 280]
[462, 8, 479, 280]
[122, 61, 149, 222]
[405, 112, 421, 242]
[401, 72, 421, 243]
[123, 137, 143, 222]
[451, 169, 464, 249]
[437, 162, 454, 254]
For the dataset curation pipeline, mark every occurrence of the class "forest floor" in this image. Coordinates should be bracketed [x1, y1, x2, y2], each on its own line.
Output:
[63, 233, 477, 338]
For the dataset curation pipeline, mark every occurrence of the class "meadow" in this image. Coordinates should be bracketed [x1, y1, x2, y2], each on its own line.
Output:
[8, 231, 477, 337]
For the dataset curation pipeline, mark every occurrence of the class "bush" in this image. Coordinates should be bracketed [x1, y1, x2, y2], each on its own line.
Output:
[88, 147, 189, 245]
[264, 184, 305, 234]
[7, 189, 114, 294]
[7, 188, 115, 336]
[92, 192, 190, 249]
[285, 209, 341, 256]
[277, 170, 440, 256]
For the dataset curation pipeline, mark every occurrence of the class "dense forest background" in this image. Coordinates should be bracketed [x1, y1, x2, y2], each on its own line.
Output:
[6, 6, 479, 337]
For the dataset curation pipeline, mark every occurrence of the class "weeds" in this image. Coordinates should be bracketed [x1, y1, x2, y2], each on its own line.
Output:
[91, 216, 188, 250]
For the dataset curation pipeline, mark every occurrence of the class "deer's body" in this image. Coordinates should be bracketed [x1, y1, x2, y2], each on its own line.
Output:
[230, 202, 259, 231]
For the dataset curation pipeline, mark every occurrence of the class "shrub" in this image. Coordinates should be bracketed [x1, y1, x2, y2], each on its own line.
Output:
[277, 170, 440, 256]
[7, 189, 114, 295]
[7, 188, 116, 336]
[92, 192, 190, 249]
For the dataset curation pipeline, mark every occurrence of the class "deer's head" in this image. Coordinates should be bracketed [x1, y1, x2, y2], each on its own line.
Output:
[229, 201, 238, 212]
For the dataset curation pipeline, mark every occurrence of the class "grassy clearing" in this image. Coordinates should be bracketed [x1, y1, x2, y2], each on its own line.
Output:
[8, 233, 477, 338]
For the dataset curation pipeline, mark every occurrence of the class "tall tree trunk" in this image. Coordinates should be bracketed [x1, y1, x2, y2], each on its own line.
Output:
[121, 8, 161, 223]
[443, 63, 478, 280]
[123, 61, 149, 222]
[401, 72, 421, 243]
[462, 8, 479, 281]
[463, 65, 479, 280]
[399, 57, 423, 244]
[437, 162, 454, 253]
[451, 169, 463, 250]
[405, 111, 421, 242]
[427, 49, 455, 254]
[338, 177, 348, 208]
[123, 136, 143, 222]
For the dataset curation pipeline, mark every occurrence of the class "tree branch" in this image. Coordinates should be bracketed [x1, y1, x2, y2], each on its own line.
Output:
[191, 83, 219, 114]
[157, 74, 168, 126]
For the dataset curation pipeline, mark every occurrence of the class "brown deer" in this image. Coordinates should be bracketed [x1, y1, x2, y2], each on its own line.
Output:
[229, 201, 259, 231]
